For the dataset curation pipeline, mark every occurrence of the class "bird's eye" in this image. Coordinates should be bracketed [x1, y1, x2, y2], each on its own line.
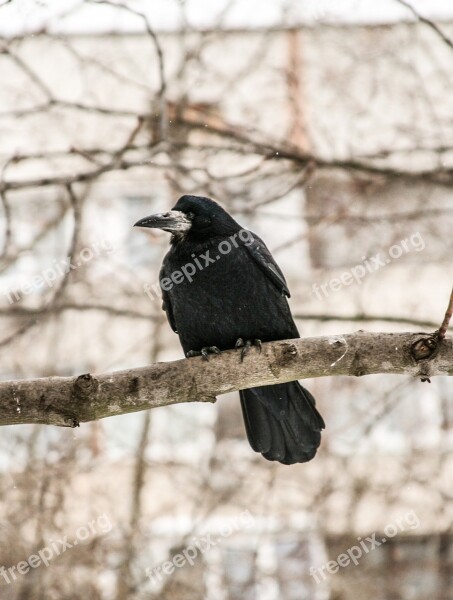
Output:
[186, 212, 195, 219]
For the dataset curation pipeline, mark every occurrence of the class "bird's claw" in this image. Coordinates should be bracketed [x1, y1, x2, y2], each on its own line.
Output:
[235, 338, 262, 362]
[186, 346, 221, 361]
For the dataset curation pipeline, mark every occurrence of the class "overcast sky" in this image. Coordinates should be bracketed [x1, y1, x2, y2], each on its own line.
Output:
[1, 0, 453, 36]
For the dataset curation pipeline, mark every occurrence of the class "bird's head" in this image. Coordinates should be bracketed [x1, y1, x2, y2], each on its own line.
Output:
[134, 195, 241, 242]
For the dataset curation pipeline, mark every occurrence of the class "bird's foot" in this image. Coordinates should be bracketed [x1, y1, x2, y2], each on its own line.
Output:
[186, 346, 221, 361]
[235, 338, 262, 362]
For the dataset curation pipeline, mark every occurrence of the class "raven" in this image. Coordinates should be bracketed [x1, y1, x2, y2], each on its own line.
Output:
[134, 195, 325, 464]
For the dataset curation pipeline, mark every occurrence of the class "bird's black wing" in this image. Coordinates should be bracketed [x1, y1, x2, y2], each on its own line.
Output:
[159, 264, 178, 333]
[243, 233, 291, 298]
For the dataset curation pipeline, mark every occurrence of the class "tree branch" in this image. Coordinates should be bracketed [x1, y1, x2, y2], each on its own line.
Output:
[395, 0, 453, 51]
[1, 332, 451, 428]
[438, 286, 453, 340]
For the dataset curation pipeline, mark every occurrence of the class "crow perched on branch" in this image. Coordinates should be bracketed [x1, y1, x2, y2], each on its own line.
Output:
[135, 195, 325, 464]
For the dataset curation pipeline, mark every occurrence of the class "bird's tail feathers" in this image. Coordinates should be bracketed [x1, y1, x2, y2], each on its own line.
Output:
[240, 381, 324, 465]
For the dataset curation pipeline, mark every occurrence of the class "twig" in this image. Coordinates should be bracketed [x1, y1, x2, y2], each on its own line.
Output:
[0, 189, 11, 259]
[0, 201, 69, 273]
[0, 44, 54, 100]
[2, 144, 453, 194]
[0, 304, 154, 320]
[0, 100, 141, 120]
[50, 184, 81, 303]
[294, 313, 438, 329]
[87, 0, 167, 138]
[0, 318, 39, 349]
[438, 286, 453, 340]
[395, 0, 453, 51]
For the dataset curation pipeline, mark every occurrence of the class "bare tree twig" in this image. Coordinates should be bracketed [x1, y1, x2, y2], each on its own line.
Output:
[50, 183, 81, 303]
[0, 189, 11, 258]
[438, 286, 453, 340]
[87, 0, 167, 137]
[395, 0, 453, 51]
[115, 316, 164, 599]
[0, 100, 141, 120]
[294, 313, 439, 329]
[0, 44, 54, 100]
[0, 304, 154, 320]
[0, 305, 438, 330]
[2, 144, 453, 194]
[0, 317, 39, 349]
[0, 201, 69, 273]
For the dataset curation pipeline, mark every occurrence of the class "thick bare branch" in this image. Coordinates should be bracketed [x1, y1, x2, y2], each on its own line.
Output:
[0, 332, 451, 428]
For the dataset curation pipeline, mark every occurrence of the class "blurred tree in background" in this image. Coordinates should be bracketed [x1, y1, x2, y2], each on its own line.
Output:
[0, 1, 452, 599]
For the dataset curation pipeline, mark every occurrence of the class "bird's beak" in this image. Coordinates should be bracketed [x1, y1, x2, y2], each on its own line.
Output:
[134, 210, 192, 233]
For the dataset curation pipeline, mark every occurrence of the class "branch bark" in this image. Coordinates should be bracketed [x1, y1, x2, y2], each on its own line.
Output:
[1, 331, 451, 428]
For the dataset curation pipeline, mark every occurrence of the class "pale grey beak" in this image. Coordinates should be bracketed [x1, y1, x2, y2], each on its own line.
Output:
[134, 210, 192, 233]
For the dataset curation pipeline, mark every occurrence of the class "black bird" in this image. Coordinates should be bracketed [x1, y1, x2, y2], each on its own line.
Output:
[134, 195, 325, 464]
